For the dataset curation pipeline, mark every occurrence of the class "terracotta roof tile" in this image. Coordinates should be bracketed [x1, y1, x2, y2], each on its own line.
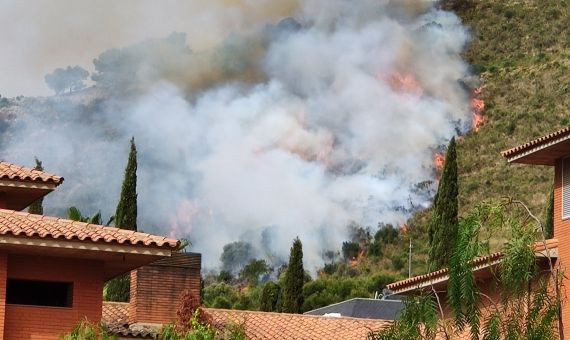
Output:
[204, 308, 391, 339]
[0, 161, 63, 185]
[387, 239, 558, 293]
[0, 209, 179, 249]
[501, 126, 570, 159]
[102, 303, 391, 339]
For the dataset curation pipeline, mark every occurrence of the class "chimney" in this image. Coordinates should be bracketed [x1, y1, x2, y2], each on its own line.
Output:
[128, 252, 201, 325]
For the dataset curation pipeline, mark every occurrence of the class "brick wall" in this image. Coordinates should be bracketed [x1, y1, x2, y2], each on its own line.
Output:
[554, 160, 570, 338]
[0, 253, 7, 339]
[4, 255, 104, 339]
[129, 252, 201, 325]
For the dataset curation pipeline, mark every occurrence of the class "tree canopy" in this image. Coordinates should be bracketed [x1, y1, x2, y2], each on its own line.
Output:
[44, 66, 89, 94]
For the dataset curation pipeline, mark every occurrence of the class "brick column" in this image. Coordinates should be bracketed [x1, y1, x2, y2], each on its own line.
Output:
[554, 160, 569, 338]
[0, 253, 7, 339]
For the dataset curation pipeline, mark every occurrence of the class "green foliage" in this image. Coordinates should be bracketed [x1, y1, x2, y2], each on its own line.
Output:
[218, 270, 233, 284]
[103, 274, 130, 302]
[428, 137, 458, 269]
[239, 259, 271, 286]
[159, 310, 216, 340]
[45, 65, 89, 94]
[341, 241, 360, 260]
[282, 237, 304, 313]
[115, 137, 137, 231]
[59, 319, 117, 340]
[67, 206, 104, 224]
[28, 157, 44, 215]
[203, 283, 238, 307]
[373, 201, 561, 339]
[260, 281, 281, 312]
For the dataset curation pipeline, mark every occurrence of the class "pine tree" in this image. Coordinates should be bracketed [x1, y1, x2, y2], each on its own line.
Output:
[114, 137, 137, 231]
[544, 186, 554, 239]
[428, 137, 458, 269]
[282, 237, 304, 313]
[28, 158, 44, 215]
[105, 138, 138, 302]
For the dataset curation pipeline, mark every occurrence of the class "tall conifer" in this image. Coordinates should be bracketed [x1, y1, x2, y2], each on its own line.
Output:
[105, 138, 138, 302]
[282, 237, 304, 313]
[28, 158, 44, 215]
[115, 137, 137, 231]
[428, 137, 458, 269]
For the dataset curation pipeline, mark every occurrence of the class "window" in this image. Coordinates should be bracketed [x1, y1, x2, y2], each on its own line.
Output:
[563, 157, 570, 219]
[6, 279, 73, 307]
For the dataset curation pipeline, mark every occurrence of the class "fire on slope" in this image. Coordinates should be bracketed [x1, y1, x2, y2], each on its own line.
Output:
[471, 87, 485, 132]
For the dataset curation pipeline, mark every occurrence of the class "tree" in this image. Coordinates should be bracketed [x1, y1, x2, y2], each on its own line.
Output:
[260, 281, 281, 312]
[239, 259, 271, 286]
[114, 137, 137, 231]
[28, 158, 44, 215]
[67, 206, 104, 224]
[44, 66, 89, 94]
[370, 200, 561, 339]
[545, 186, 554, 239]
[282, 237, 304, 314]
[106, 137, 138, 302]
[428, 137, 458, 269]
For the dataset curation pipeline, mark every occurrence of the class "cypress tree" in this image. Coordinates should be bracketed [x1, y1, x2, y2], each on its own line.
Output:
[544, 186, 554, 239]
[428, 137, 458, 269]
[114, 137, 138, 231]
[28, 158, 44, 215]
[282, 237, 304, 313]
[105, 138, 138, 302]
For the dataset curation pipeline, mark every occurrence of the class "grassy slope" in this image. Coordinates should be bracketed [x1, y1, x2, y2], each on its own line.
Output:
[455, 0, 570, 219]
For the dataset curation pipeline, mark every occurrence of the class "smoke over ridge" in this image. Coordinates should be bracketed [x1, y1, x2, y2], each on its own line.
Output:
[1, 0, 471, 271]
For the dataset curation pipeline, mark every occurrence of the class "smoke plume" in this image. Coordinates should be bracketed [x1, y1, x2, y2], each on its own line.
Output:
[0, 0, 471, 271]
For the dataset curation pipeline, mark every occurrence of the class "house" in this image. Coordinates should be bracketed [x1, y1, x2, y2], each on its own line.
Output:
[384, 126, 570, 338]
[0, 162, 180, 339]
[303, 297, 403, 320]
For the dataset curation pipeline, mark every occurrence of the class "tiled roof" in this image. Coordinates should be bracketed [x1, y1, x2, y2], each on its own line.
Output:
[0, 209, 179, 249]
[205, 308, 391, 340]
[387, 239, 558, 293]
[102, 303, 391, 339]
[102, 302, 157, 338]
[0, 161, 63, 185]
[501, 126, 570, 159]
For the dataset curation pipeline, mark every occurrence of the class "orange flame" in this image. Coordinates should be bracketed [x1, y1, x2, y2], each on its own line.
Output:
[169, 200, 199, 238]
[349, 248, 366, 267]
[379, 72, 423, 96]
[470, 88, 485, 132]
[399, 223, 408, 234]
[434, 152, 445, 172]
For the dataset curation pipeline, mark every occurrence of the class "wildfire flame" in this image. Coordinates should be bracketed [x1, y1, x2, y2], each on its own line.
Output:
[434, 152, 445, 173]
[379, 72, 423, 96]
[470, 87, 485, 132]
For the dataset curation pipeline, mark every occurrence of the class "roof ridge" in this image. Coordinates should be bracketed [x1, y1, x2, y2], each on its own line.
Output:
[0, 161, 63, 185]
[203, 308, 390, 322]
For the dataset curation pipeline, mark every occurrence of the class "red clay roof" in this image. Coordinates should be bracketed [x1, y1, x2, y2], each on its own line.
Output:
[102, 302, 156, 338]
[102, 303, 391, 339]
[205, 308, 390, 339]
[0, 209, 179, 249]
[0, 161, 63, 185]
[386, 239, 558, 293]
[501, 126, 570, 159]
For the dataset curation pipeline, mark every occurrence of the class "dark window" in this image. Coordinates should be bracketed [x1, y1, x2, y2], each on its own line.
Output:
[6, 279, 73, 307]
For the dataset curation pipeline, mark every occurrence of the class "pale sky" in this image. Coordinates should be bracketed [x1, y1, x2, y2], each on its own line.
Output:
[0, 0, 297, 97]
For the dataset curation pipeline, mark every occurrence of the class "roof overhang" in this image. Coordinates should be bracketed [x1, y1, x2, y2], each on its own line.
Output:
[0, 235, 173, 280]
[502, 126, 570, 165]
[0, 180, 58, 211]
[388, 243, 558, 295]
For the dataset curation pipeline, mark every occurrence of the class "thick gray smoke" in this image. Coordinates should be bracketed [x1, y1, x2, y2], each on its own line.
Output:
[1, 0, 471, 271]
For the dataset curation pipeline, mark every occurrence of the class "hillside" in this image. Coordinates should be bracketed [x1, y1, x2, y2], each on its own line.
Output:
[453, 0, 570, 219]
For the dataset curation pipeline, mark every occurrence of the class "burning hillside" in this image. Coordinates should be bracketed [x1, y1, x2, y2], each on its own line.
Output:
[0, 0, 474, 270]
